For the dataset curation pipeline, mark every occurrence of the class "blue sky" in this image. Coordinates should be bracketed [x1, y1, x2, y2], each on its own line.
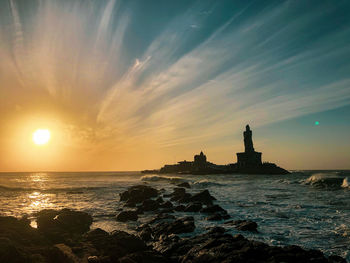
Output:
[0, 0, 349, 171]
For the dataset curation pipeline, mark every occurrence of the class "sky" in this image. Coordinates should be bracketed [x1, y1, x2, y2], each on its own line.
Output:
[0, 0, 349, 172]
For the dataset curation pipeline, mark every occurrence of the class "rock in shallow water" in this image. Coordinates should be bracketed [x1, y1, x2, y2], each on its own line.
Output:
[116, 211, 138, 222]
[225, 219, 258, 232]
[200, 204, 227, 214]
[189, 190, 216, 205]
[120, 185, 159, 204]
[35, 208, 93, 243]
[153, 216, 195, 238]
[184, 203, 202, 212]
[140, 199, 160, 211]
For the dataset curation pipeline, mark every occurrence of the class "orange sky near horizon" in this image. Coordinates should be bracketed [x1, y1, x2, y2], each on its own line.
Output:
[1, 0, 350, 172]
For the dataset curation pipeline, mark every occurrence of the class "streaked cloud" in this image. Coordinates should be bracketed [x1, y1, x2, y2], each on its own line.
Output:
[0, 0, 349, 170]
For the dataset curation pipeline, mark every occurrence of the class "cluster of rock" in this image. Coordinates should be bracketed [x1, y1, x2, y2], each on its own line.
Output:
[0, 184, 346, 263]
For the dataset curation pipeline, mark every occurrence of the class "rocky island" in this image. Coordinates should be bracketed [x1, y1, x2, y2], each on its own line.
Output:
[142, 125, 289, 175]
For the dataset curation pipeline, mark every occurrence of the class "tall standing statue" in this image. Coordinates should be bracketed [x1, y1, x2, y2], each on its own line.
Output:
[244, 125, 254, 153]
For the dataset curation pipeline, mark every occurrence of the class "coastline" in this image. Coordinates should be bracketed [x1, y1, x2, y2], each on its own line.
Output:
[0, 182, 346, 263]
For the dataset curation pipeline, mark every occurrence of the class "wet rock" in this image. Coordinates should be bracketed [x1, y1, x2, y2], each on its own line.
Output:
[168, 188, 187, 202]
[189, 190, 216, 205]
[116, 211, 138, 222]
[328, 255, 347, 263]
[177, 182, 191, 189]
[54, 243, 82, 262]
[148, 213, 176, 225]
[90, 231, 147, 262]
[138, 226, 153, 242]
[160, 201, 173, 209]
[176, 193, 192, 203]
[0, 237, 27, 263]
[174, 205, 185, 212]
[141, 199, 159, 212]
[156, 197, 164, 203]
[154, 217, 195, 238]
[184, 203, 202, 212]
[200, 204, 227, 214]
[118, 250, 169, 263]
[120, 185, 159, 204]
[111, 231, 147, 252]
[178, 229, 334, 263]
[85, 228, 109, 242]
[225, 220, 258, 232]
[206, 213, 224, 221]
[152, 233, 180, 255]
[36, 209, 93, 237]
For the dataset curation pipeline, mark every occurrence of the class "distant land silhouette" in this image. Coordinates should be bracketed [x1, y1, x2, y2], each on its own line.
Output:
[142, 125, 289, 175]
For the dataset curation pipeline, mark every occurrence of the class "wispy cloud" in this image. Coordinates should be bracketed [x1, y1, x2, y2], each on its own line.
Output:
[1, 0, 349, 158]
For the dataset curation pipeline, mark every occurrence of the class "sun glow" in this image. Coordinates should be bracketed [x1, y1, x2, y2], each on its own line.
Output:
[33, 129, 51, 145]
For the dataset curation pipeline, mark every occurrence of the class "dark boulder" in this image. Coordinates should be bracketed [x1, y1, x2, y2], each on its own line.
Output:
[36, 209, 92, 237]
[168, 188, 184, 200]
[156, 197, 164, 203]
[90, 231, 147, 262]
[189, 190, 216, 205]
[138, 225, 153, 242]
[167, 188, 192, 203]
[179, 229, 335, 263]
[206, 213, 224, 221]
[154, 217, 195, 238]
[0, 237, 27, 263]
[160, 201, 173, 209]
[148, 213, 176, 225]
[176, 193, 192, 203]
[174, 205, 185, 212]
[120, 185, 159, 204]
[184, 203, 202, 212]
[85, 228, 109, 242]
[116, 211, 138, 222]
[200, 204, 227, 214]
[141, 199, 159, 212]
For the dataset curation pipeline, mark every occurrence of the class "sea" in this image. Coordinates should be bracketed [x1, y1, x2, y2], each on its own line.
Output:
[0, 171, 349, 261]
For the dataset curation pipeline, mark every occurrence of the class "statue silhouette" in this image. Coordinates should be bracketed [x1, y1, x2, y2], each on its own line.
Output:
[244, 125, 254, 153]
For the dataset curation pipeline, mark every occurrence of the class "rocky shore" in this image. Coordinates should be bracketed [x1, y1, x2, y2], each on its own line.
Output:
[0, 184, 346, 263]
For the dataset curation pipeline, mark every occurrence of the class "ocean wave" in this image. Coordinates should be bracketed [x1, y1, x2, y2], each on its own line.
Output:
[192, 179, 223, 187]
[304, 173, 345, 189]
[140, 175, 184, 184]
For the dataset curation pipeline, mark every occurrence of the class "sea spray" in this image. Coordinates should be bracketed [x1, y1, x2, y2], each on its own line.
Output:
[341, 177, 349, 188]
[140, 174, 184, 184]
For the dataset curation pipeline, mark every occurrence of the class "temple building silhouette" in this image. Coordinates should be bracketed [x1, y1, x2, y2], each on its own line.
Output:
[142, 124, 289, 175]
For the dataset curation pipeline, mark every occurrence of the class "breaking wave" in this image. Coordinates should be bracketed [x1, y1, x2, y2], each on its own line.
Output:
[304, 173, 346, 189]
[341, 177, 349, 188]
[192, 179, 224, 187]
[140, 175, 185, 184]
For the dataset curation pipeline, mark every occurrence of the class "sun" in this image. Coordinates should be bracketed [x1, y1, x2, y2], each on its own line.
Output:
[32, 129, 51, 145]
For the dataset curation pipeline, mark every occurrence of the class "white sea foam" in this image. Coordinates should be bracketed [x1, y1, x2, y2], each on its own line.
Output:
[140, 174, 184, 183]
[304, 173, 345, 188]
[341, 177, 349, 188]
[192, 179, 223, 187]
